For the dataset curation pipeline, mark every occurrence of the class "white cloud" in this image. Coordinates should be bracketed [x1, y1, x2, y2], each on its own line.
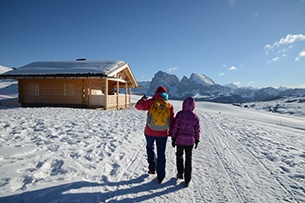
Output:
[295, 50, 305, 61]
[228, 66, 238, 71]
[278, 45, 293, 55]
[233, 81, 240, 86]
[167, 67, 178, 73]
[264, 34, 305, 62]
[272, 57, 279, 62]
[267, 57, 280, 63]
[264, 44, 272, 51]
[264, 34, 305, 52]
[279, 34, 305, 45]
[299, 50, 305, 57]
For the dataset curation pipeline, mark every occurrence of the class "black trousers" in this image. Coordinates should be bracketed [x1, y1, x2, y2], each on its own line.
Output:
[176, 145, 193, 183]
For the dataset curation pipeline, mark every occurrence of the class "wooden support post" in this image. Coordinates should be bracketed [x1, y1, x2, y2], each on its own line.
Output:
[116, 81, 119, 109]
[105, 78, 108, 110]
[125, 83, 128, 108]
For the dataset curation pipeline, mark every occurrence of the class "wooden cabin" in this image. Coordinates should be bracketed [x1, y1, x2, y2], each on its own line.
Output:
[0, 60, 138, 109]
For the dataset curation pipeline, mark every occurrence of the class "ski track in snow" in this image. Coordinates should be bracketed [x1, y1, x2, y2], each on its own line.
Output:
[0, 97, 304, 202]
[195, 108, 305, 203]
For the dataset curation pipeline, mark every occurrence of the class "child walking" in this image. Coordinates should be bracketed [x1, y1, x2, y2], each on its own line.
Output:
[171, 97, 200, 187]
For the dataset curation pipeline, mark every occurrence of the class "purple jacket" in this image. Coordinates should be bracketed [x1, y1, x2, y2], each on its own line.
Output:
[171, 97, 200, 146]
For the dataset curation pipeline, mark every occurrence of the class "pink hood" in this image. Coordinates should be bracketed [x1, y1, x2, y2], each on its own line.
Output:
[183, 97, 195, 112]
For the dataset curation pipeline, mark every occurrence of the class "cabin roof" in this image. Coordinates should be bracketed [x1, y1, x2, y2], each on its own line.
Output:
[0, 60, 138, 87]
[0, 60, 126, 77]
[0, 60, 138, 88]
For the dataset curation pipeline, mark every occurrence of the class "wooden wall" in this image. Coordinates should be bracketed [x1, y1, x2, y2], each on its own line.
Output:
[18, 78, 131, 109]
[19, 79, 84, 107]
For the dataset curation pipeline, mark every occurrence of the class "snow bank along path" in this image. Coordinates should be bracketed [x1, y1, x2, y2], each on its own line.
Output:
[0, 97, 304, 202]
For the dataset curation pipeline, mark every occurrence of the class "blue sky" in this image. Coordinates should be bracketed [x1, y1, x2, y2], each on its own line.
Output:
[1, 0, 305, 88]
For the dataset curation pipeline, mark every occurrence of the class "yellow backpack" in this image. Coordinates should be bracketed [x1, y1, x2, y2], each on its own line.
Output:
[147, 99, 170, 131]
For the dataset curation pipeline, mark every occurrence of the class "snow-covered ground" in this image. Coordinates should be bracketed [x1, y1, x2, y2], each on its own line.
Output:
[0, 82, 305, 203]
[244, 97, 305, 118]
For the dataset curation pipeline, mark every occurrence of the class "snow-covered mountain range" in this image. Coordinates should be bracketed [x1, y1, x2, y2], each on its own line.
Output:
[1, 65, 304, 104]
[134, 71, 305, 103]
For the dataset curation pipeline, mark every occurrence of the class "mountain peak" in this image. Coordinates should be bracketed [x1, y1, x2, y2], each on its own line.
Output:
[147, 71, 179, 95]
[190, 73, 215, 86]
[224, 83, 239, 89]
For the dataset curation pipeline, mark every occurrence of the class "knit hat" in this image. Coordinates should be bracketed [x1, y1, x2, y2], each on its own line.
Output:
[155, 86, 167, 93]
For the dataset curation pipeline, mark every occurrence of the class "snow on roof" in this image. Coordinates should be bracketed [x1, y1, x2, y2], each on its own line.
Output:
[1, 60, 126, 77]
[0, 65, 12, 74]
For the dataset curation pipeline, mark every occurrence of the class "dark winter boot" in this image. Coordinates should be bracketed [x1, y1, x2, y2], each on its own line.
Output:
[157, 174, 163, 184]
[177, 173, 183, 179]
[148, 170, 156, 174]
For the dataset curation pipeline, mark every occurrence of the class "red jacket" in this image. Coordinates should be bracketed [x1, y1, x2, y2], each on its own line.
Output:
[135, 94, 175, 137]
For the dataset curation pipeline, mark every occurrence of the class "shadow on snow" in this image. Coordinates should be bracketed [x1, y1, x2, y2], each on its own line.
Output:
[0, 174, 184, 203]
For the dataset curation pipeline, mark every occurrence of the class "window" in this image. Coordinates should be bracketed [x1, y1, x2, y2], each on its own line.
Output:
[64, 83, 75, 96]
[30, 84, 40, 96]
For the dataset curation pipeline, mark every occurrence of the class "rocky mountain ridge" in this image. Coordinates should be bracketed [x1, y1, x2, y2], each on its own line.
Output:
[133, 71, 305, 103]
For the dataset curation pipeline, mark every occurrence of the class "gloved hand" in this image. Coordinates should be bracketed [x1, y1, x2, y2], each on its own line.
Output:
[171, 139, 176, 148]
[194, 140, 199, 149]
[141, 95, 148, 100]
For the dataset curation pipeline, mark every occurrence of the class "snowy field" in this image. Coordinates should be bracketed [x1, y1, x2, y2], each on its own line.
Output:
[0, 84, 305, 202]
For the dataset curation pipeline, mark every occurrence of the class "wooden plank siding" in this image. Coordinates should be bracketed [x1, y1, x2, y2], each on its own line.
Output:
[19, 79, 85, 107]
[18, 78, 131, 109]
[105, 95, 130, 110]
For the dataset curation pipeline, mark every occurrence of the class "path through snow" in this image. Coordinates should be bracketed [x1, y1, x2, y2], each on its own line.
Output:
[0, 97, 304, 202]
